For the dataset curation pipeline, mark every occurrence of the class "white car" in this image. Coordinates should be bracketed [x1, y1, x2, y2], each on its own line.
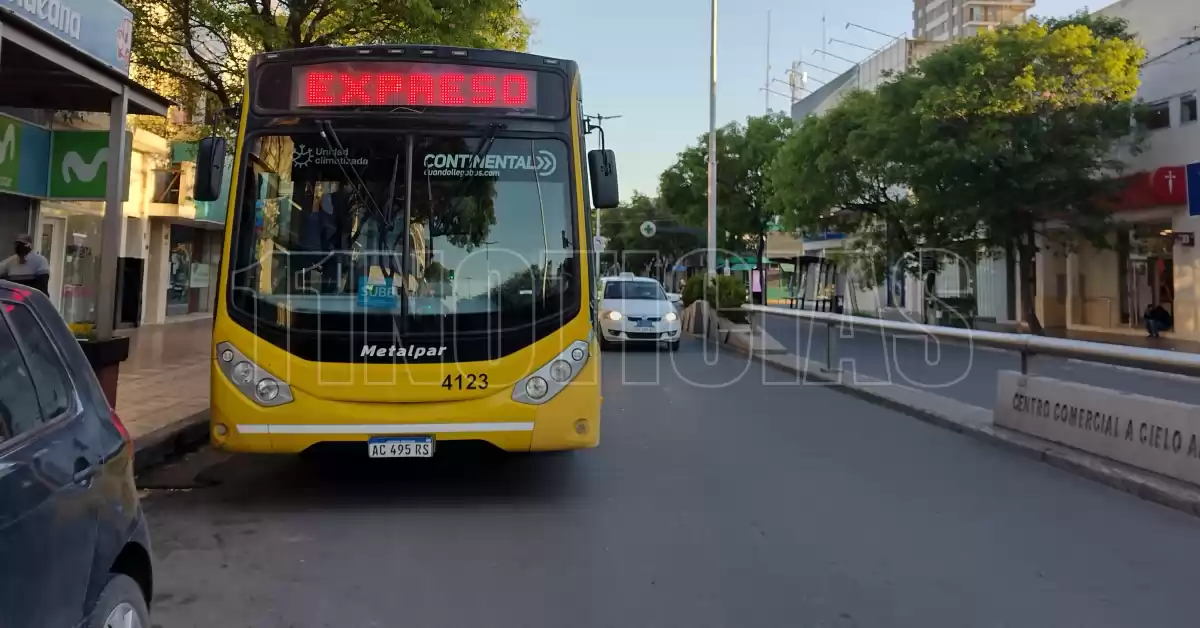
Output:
[597, 275, 682, 350]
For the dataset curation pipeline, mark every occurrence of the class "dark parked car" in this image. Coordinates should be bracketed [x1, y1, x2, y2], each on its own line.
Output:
[0, 280, 153, 628]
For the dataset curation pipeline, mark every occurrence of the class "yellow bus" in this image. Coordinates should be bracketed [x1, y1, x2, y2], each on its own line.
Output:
[191, 45, 620, 457]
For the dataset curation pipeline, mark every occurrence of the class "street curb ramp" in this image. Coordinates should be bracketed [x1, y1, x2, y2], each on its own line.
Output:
[132, 410, 211, 475]
[691, 325, 1200, 520]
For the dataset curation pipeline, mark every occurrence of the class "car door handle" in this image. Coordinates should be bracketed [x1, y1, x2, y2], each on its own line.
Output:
[72, 458, 98, 485]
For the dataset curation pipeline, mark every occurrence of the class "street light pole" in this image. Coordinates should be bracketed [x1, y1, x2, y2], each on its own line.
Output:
[706, 0, 718, 277]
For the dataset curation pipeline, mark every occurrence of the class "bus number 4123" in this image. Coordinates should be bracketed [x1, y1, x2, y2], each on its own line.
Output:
[442, 374, 488, 390]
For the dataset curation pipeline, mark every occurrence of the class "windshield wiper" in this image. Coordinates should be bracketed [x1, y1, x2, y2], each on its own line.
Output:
[445, 123, 506, 199]
[317, 120, 390, 228]
[317, 120, 408, 280]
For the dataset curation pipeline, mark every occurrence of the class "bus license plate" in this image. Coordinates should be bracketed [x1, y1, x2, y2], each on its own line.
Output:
[368, 436, 434, 458]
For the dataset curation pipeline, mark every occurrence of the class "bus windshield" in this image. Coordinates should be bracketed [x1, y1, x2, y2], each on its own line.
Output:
[227, 128, 578, 338]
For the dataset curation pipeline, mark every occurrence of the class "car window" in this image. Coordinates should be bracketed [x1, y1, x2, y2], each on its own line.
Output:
[6, 304, 73, 421]
[604, 281, 666, 300]
[0, 311, 45, 443]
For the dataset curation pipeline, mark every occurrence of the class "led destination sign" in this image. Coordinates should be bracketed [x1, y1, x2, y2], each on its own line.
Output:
[292, 62, 537, 109]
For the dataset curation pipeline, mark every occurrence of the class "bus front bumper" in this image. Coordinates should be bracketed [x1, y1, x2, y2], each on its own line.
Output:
[208, 362, 602, 454]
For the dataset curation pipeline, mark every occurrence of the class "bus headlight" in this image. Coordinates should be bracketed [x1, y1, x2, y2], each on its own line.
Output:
[549, 360, 572, 383]
[512, 339, 590, 405]
[525, 377, 549, 399]
[216, 341, 294, 408]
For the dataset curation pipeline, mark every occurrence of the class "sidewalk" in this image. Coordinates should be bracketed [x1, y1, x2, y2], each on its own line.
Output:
[1045, 327, 1200, 353]
[115, 318, 212, 439]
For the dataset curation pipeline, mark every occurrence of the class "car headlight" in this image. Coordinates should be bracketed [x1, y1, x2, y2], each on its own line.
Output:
[664, 311, 678, 322]
[605, 310, 623, 321]
[512, 339, 590, 405]
[216, 341, 294, 407]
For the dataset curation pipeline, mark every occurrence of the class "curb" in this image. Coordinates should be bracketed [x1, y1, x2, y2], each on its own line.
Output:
[701, 333, 1200, 519]
[132, 410, 211, 475]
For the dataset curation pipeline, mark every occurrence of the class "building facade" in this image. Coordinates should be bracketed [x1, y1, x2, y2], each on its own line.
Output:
[913, 0, 1034, 42]
[0, 110, 226, 328]
[1042, 0, 1200, 339]
[1, 0, 184, 338]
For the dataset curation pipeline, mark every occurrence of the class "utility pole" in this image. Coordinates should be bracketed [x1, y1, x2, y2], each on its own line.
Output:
[706, 0, 718, 276]
[821, 10, 827, 64]
[764, 10, 771, 113]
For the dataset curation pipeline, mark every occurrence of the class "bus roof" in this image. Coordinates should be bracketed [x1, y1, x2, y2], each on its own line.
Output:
[251, 44, 576, 73]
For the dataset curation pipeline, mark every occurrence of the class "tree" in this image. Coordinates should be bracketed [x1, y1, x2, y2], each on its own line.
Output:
[659, 113, 794, 275]
[598, 193, 700, 275]
[769, 86, 982, 305]
[891, 13, 1146, 333]
[127, 0, 533, 115]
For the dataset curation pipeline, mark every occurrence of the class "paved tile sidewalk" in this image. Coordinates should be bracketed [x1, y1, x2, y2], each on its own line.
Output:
[115, 319, 212, 439]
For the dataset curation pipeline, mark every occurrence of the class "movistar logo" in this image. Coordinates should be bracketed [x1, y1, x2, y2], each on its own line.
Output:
[0, 124, 14, 165]
[62, 148, 110, 184]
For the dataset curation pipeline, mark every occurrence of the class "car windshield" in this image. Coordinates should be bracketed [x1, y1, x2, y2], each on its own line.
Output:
[604, 281, 666, 300]
[226, 129, 576, 336]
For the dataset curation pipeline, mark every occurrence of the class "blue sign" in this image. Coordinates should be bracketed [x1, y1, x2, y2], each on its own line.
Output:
[1187, 162, 1200, 217]
[358, 276, 400, 309]
[802, 231, 848, 243]
[0, 0, 134, 76]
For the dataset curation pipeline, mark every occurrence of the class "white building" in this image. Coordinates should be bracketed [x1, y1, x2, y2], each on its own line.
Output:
[1045, 0, 1200, 339]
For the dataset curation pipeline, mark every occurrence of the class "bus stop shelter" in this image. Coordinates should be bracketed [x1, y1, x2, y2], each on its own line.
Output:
[0, 0, 171, 340]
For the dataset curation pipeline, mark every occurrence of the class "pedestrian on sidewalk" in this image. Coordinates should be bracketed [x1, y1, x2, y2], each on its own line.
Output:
[0, 234, 50, 296]
[1144, 303, 1172, 338]
[750, 268, 764, 305]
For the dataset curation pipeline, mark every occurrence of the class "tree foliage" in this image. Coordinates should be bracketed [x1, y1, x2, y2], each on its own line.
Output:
[127, 0, 533, 117]
[767, 13, 1145, 332]
[659, 113, 793, 267]
[598, 193, 700, 275]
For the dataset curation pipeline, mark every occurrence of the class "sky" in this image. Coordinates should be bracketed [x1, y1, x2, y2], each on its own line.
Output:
[520, 0, 1100, 200]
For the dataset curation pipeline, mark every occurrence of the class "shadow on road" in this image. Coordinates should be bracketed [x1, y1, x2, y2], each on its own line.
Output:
[140, 443, 584, 515]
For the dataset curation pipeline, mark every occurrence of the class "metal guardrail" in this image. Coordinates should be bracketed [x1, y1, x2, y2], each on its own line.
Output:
[742, 304, 1200, 379]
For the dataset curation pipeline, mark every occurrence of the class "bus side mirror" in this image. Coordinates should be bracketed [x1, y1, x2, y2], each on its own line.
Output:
[194, 136, 227, 203]
[587, 149, 619, 209]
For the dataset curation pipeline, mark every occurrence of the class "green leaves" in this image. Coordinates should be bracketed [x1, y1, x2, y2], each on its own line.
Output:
[598, 193, 699, 273]
[658, 112, 793, 256]
[128, 0, 532, 118]
[760, 14, 1145, 330]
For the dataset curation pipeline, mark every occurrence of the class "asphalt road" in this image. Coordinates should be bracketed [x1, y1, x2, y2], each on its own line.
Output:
[141, 341, 1200, 628]
[761, 313, 1200, 409]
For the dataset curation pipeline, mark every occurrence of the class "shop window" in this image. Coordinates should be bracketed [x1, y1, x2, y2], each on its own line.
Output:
[152, 169, 182, 205]
[1182, 94, 1198, 125]
[1144, 101, 1171, 130]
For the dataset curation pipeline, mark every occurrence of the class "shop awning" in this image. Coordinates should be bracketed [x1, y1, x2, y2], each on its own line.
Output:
[0, 13, 171, 116]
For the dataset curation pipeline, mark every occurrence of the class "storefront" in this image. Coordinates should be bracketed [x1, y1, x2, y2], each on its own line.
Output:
[164, 222, 221, 318]
[1, 0, 170, 338]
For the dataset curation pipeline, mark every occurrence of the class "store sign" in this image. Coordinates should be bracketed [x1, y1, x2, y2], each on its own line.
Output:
[0, 117, 21, 192]
[1187, 162, 1200, 217]
[0, 114, 50, 198]
[0, 0, 134, 76]
[48, 129, 132, 200]
[996, 371, 1200, 485]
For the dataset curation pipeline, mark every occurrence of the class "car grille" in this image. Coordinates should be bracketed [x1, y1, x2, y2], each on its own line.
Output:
[626, 316, 662, 323]
[625, 332, 660, 340]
